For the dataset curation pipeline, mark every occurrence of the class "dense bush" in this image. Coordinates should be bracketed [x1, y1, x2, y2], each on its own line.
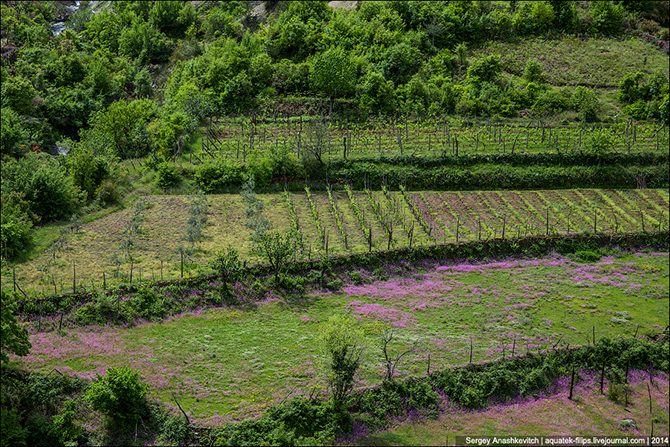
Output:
[85, 367, 148, 428]
[0, 192, 33, 259]
[1, 153, 83, 223]
[0, 290, 31, 363]
[67, 146, 113, 201]
[155, 161, 181, 189]
[0, 368, 86, 447]
[194, 158, 245, 192]
[212, 398, 345, 446]
[331, 162, 669, 190]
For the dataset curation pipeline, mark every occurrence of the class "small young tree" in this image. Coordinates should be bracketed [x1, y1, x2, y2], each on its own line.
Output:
[185, 192, 209, 249]
[210, 247, 242, 284]
[210, 247, 243, 298]
[240, 178, 270, 242]
[380, 327, 418, 382]
[253, 230, 294, 283]
[320, 314, 363, 407]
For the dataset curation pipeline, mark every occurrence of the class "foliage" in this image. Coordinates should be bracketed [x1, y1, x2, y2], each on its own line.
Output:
[320, 314, 363, 406]
[84, 367, 148, 428]
[67, 145, 113, 201]
[310, 46, 357, 104]
[1, 152, 83, 223]
[88, 99, 158, 159]
[523, 59, 545, 84]
[212, 398, 343, 446]
[252, 230, 295, 282]
[590, 1, 625, 36]
[571, 86, 600, 122]
[194, 158, 245, 193]
[0, 192, 33, 260]
[0, 291, 31, 364]
[155, 162, 181, 189]
[210, 247, 243, 285]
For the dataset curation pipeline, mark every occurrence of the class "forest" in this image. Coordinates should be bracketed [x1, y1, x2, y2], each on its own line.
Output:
[1, 1, 669, 446]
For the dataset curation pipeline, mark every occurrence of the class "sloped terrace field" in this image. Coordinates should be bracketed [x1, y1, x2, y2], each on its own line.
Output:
[4, 189, 668, 295]
[17, 251, 669, 423]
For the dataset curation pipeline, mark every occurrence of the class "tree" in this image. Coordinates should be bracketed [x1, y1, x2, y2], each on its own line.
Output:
[310, 46, 357, 114]
[67, 145, 112, 201]
[85, 367, 148, 428]
[0, 192, 33, 260]
[380, 328, 418, 382]
[0, 290, 31, 364]
[381, 43, 422, 86]
[590, 1, 624, 36]
[210, 247, 243, 285]
[571, 86, 599, 122]
[253, 230, 294, 283]
[0, 108, 28, 157]
[320, 314, 363, 406]
[1, 153, 83, 223]
[466, 54, 502, 85]
[357, 70, 396, 117]
[89, 99, 158, 159]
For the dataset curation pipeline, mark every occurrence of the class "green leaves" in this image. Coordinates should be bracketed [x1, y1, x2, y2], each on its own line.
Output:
[85, 367, 148, 428]
[310, 46, 357, 101]
[0, 290, 31, 364]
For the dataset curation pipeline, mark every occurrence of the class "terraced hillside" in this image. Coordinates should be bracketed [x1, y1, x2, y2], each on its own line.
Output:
[4, 189, 668, 295]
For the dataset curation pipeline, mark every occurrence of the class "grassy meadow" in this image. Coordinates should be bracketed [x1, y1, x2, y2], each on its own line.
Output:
[20, 250, 669, 423]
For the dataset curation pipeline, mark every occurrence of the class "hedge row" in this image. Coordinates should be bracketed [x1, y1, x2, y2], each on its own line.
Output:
[200, 335, 669, 446]
[328, 152, 669, 170]
[16, 231, 669, 322]
[328, 162, 669, 190]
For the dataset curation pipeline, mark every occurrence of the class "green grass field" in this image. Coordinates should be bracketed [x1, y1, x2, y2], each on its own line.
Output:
[352, 373, 669, 445]
[474, 37, 670, 88]
[19, 251, 669, 423]
[4, 189, 668, 295]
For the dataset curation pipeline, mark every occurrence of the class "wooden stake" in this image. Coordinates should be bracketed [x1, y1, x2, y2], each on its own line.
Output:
[592, 326, 595, 345]
[568, 364, 576, 400]
[469, 337, 473, 364]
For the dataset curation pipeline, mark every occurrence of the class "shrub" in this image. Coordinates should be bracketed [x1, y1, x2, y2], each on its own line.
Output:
[155, 162, 181, 189]
[466, 54, 501, 85]
[320, 314, 363, 406]
[95, 179, 121, 207]
[50, 399, 84, 445]
[0, 192, 33, 260]
[194, 158, 245, 193]
[590, 1, 624, 36]
[523, 59, 545, 83]
[0, 290, 31, 363]
[607, 382, 628, 403]
[531, 89, 568, 117]
[85, 367, 148, 428]
[67, 146, 112, 201]
[129, 286, 173, 320]
[0, 408, 26, 447]
[1, 153, 83, 223]
[571, 86, 599, 122]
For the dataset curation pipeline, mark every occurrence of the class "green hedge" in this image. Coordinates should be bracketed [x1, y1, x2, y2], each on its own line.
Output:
[330, 162, 669, 190]
[15, 231, 669, 323]
[329, 152, 669, 170]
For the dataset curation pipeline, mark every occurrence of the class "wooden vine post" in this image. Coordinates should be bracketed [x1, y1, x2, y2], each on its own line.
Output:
[568, 363, 576, 400]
